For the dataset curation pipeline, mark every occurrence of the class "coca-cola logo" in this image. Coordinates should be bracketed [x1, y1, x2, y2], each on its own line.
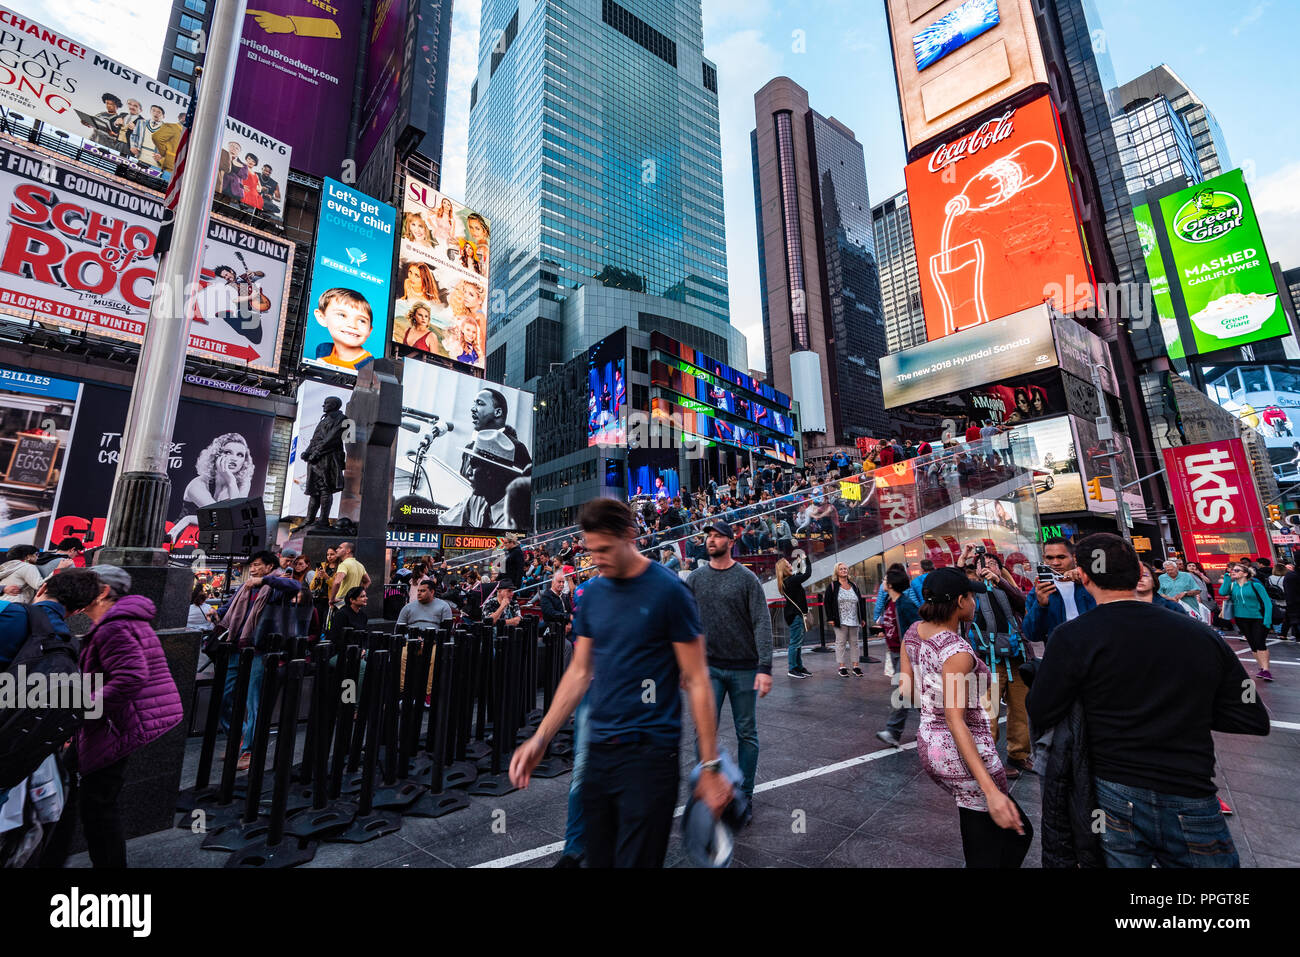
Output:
[927, 109, 1016, 173]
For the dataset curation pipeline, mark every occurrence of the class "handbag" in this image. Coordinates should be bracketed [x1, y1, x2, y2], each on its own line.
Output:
[1220, 598, 1235, 622]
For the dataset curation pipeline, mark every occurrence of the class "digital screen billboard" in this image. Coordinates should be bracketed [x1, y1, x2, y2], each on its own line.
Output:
[1003, 414, 1085, 514]
[1145, 169, 1290, 357]
[913, 0, 999, 71]
[904, 95, 1094, 342]
[392, 177, 489, 371]
[285, 379, 353, 521]
[301, 178, 396, 375]
[879, 303, 1058, 408]
[51, 381, 274, 554]
[628, 447, 680, 502]
[392, 361, 533, 532]
[588, 330, 627, 447]
[0, 144, 293, 371]
[357, 0, 409, 172]
[1052, 318, 1118, 396]
[650, 360, 795, 437]
[1071, 417, 1143, 517]
[0, 368, 80, 549]
[1164, 438, 1270, 571]
[1133, 203, 1184, 361]
[650, 331, 791, 409]
[650, 397, 798, 466]
[886, 0, 1049, 161]
[0, 5, 290, 221]
[228, 0, 364, 180]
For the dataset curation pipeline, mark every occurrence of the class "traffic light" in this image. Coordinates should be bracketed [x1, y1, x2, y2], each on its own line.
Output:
[1268, 504, 1282, 522]
[1086, 477, 1103, 502]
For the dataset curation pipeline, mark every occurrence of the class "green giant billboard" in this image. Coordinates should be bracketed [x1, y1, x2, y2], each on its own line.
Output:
[1137, 169, 1289, 358]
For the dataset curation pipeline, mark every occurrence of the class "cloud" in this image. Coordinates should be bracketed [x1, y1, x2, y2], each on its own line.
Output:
[28, 0, 172, 78]
[1232, 1, 1270, 36]
[708, 27, 783, 373]
[703, 0, 773, 35]
[1254, 161, 1300, 270]
[438, 0, 481, 200]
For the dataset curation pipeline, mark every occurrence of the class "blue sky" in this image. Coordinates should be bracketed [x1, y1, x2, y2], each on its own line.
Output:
[26, 0, 1300, 373]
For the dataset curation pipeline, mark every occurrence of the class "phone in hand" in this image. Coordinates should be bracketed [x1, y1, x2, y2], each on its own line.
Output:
[1037, 563, 1054, 583]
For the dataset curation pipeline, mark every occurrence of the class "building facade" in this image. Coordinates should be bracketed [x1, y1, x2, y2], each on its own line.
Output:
[466, 0, 742, 390]
[872, 190, 925, 355]
[751, 76, 890, 454]
[1114, 64, 1233, 181]
[1113, 95, 1203, 197]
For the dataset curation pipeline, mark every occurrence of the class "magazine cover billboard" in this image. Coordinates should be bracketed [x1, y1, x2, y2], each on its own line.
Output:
[0, 366, 80, 548]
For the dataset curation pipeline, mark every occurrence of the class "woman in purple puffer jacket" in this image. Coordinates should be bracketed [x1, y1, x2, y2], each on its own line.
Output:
[74, 565, 184, 867]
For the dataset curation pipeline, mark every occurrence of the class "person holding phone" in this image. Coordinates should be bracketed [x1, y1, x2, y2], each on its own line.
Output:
[1020, 537, 1096, 658]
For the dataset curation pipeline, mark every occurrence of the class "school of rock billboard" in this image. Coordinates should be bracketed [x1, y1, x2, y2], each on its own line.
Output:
[0, 143, 293, 371]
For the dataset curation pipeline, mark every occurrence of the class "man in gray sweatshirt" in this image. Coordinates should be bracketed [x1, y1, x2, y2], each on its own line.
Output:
[687, 520, 773, 816]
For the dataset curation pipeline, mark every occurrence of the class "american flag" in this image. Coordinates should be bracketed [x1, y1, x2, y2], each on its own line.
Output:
[162, 81, 199, 214]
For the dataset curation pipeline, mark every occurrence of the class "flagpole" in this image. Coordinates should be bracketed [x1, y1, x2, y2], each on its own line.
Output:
[102, 0, 249, 558]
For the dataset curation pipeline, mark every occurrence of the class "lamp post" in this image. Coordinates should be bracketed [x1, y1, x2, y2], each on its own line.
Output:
[533, 498, 559, 535]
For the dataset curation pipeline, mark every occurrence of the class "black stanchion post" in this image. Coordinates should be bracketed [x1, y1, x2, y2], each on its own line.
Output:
[468, 633, 517, 796]
[176, 640, 232, 813]
[406, 633, 469, 817]
[285, 643, 359, 840]
[328, 645, 362, 801]
[335, 649, 402, 841]
[226, 659, 318, 867]
[371, 634, 424, 811]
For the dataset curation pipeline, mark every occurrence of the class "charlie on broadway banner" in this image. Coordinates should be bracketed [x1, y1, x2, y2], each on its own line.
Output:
[0, 144, 293, 371]
[0, 3, 292, 222]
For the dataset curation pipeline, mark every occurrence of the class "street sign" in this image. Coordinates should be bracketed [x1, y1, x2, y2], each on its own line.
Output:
[1132, 535, 1152, 551]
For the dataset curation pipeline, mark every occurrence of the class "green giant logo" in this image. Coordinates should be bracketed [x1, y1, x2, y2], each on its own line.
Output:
[1172, 188, 1244, 244]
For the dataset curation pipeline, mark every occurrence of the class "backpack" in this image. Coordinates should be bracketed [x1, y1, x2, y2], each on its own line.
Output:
[0, 603, 85, 790]
[1261, 577, 1285, 605]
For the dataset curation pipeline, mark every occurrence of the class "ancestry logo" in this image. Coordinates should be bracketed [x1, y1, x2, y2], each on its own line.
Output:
[49, 887, 151, 937]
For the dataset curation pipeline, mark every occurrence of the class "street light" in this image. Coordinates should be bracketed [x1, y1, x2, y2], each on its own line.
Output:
[533, 497, 560, 534]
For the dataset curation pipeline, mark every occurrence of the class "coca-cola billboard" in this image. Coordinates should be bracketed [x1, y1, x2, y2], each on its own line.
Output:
[1163, 438, 1271, 571]
[904, 94, 1095, 344]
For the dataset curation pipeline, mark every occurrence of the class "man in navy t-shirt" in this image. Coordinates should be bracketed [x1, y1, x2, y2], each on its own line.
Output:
[511, 498, 732, 867]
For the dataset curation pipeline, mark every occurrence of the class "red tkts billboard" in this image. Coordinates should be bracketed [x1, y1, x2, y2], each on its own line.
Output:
[904, 94, 1095, 342]
[1163, 438, 1271, 571]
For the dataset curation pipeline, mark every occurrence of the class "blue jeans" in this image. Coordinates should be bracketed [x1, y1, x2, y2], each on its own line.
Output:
[885, 651, 914, 736]
[786, 616, 805, 670]
[708, 666, 758, 800]
[1095, 777, 1238, 868]
[220, 652, 265, 753]
[562, 695, 590, 859]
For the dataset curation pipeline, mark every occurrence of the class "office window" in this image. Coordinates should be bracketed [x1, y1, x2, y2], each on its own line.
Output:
[171, 54, 194, 75]
[175, 34, 199, 54]
[179, 13, 203, 32]
[167, 76, 191, 95]
[486, 344, 507, 384]
[702, 63, 717, 94]
[631, 347, 648, 373]
[183, 0, 205, 13]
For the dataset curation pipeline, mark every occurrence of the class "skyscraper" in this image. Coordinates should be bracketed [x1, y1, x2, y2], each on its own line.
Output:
[1115, 64, 1233, 181]
[872, 190, 925, 354]
[466, 0, 745, 389]
[1112, 95, 1203, 197]
[752, 76, 890, 451]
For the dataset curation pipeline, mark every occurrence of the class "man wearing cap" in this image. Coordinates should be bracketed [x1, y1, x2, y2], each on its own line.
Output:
[686, 519, 773, 819]
[440, 389, 533, 530]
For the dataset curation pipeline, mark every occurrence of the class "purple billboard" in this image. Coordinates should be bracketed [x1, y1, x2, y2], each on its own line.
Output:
[357, 0, 409, 172]
[228, 0, 364, 180]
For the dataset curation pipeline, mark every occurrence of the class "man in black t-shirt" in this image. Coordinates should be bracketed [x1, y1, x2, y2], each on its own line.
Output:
[1027, 534, 1269, 868]
[511, 499, 732, 868]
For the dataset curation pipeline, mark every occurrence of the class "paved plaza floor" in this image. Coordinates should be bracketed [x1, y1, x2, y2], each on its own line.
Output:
[68, 633, 1300, 868]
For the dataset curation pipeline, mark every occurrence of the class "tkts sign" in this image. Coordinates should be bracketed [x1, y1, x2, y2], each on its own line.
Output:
[1163, 438, 1271, 570]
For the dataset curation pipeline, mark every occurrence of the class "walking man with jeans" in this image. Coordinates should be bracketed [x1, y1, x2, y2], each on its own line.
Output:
[687, 520, 773, 819]
[510, 500, 730, 867]
[1027, 534, 1269, 867]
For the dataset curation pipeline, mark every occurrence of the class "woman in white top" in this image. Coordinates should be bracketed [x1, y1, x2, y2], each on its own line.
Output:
[824, 562, 866, 677]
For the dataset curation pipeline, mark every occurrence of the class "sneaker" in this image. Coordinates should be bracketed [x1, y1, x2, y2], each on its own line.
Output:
[1219, 797, 1233, 816]
[851, 667, 864, 677]
[794, 666, 812, 677]
[1008, 757, 1034, 775]
[787, 668, 810, 679]
[875, 729, 900, 748]
[237, 752, 252, 772]
[736, 805, 754, 829]
[837, 667, 850, 677]
[1258, 669, 1274, 681]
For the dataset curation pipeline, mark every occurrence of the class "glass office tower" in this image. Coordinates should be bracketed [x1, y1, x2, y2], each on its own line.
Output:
[467, 0, 742, 388]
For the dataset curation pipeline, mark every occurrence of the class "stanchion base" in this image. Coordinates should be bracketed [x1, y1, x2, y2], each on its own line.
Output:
[282, 800, 358, 840]
[331, 810, 402, 843]
[184, 801, 246, 835]
[201, 815, 271, 852]
[474, 753, 508, 772]
[225, 836, 318, 868]
[466, 772, 517, 797]
[464, 740, 491, 761]
[404, 790, 470, 818]
[442, 761, 479, 789]
[175, 784, 224, 813]
[523, 709, 543, 725]
[809, 646, 835, 653]
[547, 740, 575, 759]
[371, 780, 426, 811]
[528, 756, 572, 779]
[407, 753, 435, 779]
[338, 768, 381, 795]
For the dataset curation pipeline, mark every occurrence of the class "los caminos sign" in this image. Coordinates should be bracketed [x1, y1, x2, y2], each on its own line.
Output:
[1163, 438, 1271, 570]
